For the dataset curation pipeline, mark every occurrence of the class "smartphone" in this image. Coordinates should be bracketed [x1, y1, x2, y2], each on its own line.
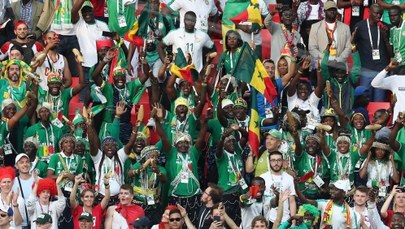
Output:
[102, 31, 114, 38]
[213, 216, 221, 222]
[397, 186, 405, 192]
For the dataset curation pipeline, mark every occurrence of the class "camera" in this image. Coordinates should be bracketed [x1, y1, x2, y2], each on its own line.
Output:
[397, 186, 405, 192]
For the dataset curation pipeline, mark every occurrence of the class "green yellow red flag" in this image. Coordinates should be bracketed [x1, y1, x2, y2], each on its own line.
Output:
[249, 88, 260, 156]
[231, 43, 278, 105]
[230, 0, 263, 27]
[170, 48, 199, 85]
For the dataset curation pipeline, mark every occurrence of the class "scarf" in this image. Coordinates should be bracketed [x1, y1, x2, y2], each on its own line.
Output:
[322, 200, 351, 229]
[115, 203, 143, 229]
[52, 0, 73, 30]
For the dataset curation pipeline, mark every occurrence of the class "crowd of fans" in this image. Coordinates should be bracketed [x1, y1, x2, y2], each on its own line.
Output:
[0, 0, 405, 228]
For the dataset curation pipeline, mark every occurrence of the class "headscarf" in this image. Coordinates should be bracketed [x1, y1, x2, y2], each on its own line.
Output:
[140, 145, 160, 160]
[58, 133, 77, 151]
[1, 59, 31, 82]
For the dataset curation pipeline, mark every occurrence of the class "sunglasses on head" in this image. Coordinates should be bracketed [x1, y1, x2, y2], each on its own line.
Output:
[169, 218, 182, 222]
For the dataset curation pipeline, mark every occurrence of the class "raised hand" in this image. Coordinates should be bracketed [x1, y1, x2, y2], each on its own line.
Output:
[74, 175, 84, 184]
[300, 56, 311, 71]
[103, 48, 117, 63]
[115, 101, 128, 117]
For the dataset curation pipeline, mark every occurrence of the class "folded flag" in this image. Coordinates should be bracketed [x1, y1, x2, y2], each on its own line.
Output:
[249, 89, 260, 156]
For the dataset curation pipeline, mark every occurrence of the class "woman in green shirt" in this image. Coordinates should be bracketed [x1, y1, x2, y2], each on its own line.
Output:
[217, 30, 243, 76]
[129, 145, 167, 225]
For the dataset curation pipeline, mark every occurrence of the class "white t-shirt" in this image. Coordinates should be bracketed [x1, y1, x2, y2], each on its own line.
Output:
[351, 208, 371, 228]
[316, 199, 356, 229]
[92, 148, 128, 196]
[362, 160, 393, 189]
[112, 209, 129, 229]
[36, 53, 66, 90]
[74, 17, 110, 67]
[0, 195, 24, 229]
[308, 3, 320, 20]
[240, 196, 272, 229]
[163, 28, 214, 72]
[287, 91, 321, 129]
[371, 71, 405, 121]
[260, 171, 296, 223]
[13, 176, 35, 227]
[168, 0, 218, 33]
[27, 193, 66, 229]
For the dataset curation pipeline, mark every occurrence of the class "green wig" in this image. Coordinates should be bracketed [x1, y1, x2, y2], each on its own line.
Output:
[298, 204, 320, 225]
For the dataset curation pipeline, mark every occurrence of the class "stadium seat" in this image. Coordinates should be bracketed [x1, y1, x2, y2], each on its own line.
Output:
[367, 102, 390, 122]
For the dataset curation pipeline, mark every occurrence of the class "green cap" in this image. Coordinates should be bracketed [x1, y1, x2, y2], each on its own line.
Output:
[234, 97, 247, 108]
[79, 212, 93, 222]
[265, 129, 282, 140]
[72, 110, 84, 125]
[34, 213, 52, 224]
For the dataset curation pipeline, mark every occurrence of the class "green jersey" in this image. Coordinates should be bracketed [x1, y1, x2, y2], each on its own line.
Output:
[294, 152, 330, 195]
[166, 146, 201, 197]
[216, 146, 246, 192]
[132, 162, 167, 204]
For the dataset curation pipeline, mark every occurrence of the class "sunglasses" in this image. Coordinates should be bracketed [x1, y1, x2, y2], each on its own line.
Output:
[0, 213, 8, 218]
[169, 218, 182, 222]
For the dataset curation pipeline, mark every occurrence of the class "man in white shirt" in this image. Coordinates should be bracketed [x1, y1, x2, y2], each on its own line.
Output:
[13, 153, 35, 229]
[351, 186, 371, 229]
[371, 60, 405, 121]
[164, 0, 218, 33]
[158, 11, 216, 72]
[71, 0, 110, 101]
[297, 180, 357, 229]
[260, 151, 296, 227]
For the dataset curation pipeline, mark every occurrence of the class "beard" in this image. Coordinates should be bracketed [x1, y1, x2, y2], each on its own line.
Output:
[270, 164, 282, 173]
[9, 73, 19, 82]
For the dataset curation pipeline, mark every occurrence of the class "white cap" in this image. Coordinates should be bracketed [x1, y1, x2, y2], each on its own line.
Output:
[332, 180, 351, 193]
[15, 153, 29, 166]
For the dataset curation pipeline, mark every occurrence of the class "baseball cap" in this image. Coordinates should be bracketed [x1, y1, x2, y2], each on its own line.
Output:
[15, 153, 29, 166]
[34, 213, 52, 225]
[132, 216, 151, 227]
[264, 129, 282, 140]
[332, 180, 350, 194]
[324, 1, 337, 10]
[79, 212, 93, 222]
[174, 97, 189, 109]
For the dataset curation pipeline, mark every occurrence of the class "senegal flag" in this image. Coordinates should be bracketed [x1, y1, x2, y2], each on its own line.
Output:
[230, 0, 263, 27]
[123, 4, 150, 46]
[170, 48, 199, 86]
[249, 89, 260, 156]
[231, 43, 277, 105]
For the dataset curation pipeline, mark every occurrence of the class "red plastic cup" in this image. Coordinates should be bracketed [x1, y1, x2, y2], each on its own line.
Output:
[250, 185, 259, 199]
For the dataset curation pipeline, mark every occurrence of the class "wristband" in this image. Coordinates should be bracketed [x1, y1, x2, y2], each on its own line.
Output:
[239, 195, 246, 203]
[297, 70, 303, 75]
